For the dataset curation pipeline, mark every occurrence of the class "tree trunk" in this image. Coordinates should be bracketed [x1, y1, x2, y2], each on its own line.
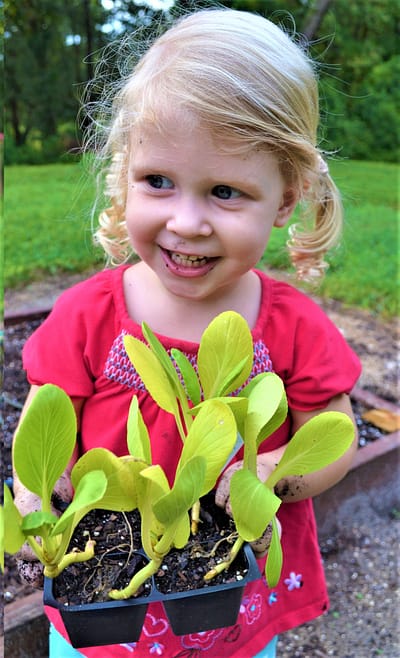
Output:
[83, 0, 94, 83]
[80, 0, 94, 132]
[302, 0, 333, 41]
[9, 98, 29, 146]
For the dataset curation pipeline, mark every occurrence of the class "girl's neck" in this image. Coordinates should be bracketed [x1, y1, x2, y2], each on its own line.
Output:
[123, 263, 262, 343]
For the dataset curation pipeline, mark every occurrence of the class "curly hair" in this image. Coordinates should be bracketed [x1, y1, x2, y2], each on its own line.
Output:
[85, 7, 343, 280]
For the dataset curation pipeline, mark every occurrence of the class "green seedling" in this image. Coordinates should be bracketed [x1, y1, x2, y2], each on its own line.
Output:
[123, 312, 253, 534]
[3, 311, 355, 600]
[122, 311, 355, 589]
[4, 384, 142, 578]
[108, 396, 237, 599]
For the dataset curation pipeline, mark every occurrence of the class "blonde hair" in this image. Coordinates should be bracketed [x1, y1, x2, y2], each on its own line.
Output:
[88, 7, 343, 280]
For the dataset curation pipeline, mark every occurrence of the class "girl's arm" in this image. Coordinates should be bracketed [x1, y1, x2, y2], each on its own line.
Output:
[216, 393, 358, 511]
[258, 393, 358, 502]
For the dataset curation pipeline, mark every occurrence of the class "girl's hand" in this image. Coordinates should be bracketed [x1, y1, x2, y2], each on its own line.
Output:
[215, 455, 282, 557]
[215, 452, 280, 515]
[13, 472, 74, 588]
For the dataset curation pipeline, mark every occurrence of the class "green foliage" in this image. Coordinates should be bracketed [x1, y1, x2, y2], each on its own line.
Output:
[4, 134, 80, 166]
[315, 0, 399, 162]
[120, 311, 355, 591]
[4, 0, 398, 163]
[3, 312, 355, 595]
[4, 384, 140, 578]
[231, 0, 399, 162]
[13, 383, 77, 507]
[4, 0, 109, 151]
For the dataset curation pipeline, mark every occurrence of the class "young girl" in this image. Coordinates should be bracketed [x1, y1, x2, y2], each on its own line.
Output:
[14, 8, 361, 658]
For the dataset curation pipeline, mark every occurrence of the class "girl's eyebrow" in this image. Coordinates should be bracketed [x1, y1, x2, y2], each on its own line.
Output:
[129, 159, 168, 174]
[129, 156, 178, 174]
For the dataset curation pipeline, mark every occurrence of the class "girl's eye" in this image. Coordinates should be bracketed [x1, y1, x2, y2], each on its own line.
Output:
[146, 175, 174, 189]
[212, 185, 242, 200]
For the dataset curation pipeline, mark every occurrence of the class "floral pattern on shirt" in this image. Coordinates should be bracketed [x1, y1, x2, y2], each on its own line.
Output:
[104, 331, 273, 392]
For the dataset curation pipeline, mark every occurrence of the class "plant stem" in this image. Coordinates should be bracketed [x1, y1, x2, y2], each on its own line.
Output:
[44, 539, 96, 578]
[203, 535, 244, 581]
[26, 536, 46, 563]
[108, 558, 161, 600]
[190, 500, 201, 534]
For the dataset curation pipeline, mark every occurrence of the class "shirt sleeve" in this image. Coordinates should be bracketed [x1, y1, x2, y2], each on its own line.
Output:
[22, 272, 118, 398]
[264, 280, 362, 411]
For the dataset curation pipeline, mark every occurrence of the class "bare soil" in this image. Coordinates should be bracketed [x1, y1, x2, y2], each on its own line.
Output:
[50, 495, 248, 609]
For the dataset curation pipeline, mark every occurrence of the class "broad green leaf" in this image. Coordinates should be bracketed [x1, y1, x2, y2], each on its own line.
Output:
[121, 457, 150, 540]
[21, 511, 59, 535]
[171, 349, 201, 406]
[243, 373, 286, 446]
[136, 468, 169, 559]
[124, 335, 180, 417]
[177, 401, 237, 494]
[197, 311, 253, 398]
[153, 456, 206, 526]
[140, 465, 171, 500]
[121, 456, 149, 488]
[265, 516, 283, 588]
[266, 411, 355, 488]
[142, 323, 186, 397]
[192, 396, 249, 438]
[52, 470, 108, 535]
[230, 469, 281, 541]
[192, 396, 248, 420]
[127, 395, 152, 463]
[13, 384, 77, 504]
[71, 448, 138, 511]
[3, 485, 25, 555]
[257, 393, 288, 447]
[141, 324, 192, 427]
[205, 355, 252, 400]
[172, 512, 191, 549]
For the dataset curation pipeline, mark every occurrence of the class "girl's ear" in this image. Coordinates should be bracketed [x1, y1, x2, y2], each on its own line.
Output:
[274, 188, 299, 227]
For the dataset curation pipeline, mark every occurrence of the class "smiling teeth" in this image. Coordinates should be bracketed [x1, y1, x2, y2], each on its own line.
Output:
[170, 252, 209, 267]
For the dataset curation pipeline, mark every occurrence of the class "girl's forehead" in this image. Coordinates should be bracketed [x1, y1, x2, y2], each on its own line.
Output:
[132, 108, 201, 140]
[128, 122, 282, 184]
[130, 113, 262, 158]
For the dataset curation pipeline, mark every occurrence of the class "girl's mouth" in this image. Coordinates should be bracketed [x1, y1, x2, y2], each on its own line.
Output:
[169, 251, 210, 268]
[161, 248, 218, 276]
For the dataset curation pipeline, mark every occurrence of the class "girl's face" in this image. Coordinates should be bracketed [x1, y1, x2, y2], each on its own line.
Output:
[125, 119, 297, 302]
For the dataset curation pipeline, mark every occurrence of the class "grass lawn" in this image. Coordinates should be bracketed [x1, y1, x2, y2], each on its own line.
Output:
[261, 160, 399, 318]
[4, 159, 103, 286]
[5, 159, 399, 318]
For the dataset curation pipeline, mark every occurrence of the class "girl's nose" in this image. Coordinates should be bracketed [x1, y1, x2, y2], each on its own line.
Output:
[166, 197, 213, 237]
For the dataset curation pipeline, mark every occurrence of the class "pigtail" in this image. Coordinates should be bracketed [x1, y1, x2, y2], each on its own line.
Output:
[93, 150, 132, 265]
[287, 159, 343, 282]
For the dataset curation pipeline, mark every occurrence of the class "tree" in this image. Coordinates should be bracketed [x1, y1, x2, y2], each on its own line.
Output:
[4, 0, 398, 162]
[230, 0, 399, 161]
[4, 0, 109, 149]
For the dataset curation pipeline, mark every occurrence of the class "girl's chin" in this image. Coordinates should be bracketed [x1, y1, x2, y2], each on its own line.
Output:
[158, 268, 222, 302]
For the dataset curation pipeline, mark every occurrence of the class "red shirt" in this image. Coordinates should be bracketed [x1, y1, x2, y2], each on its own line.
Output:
[23, 265, 361, 657]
